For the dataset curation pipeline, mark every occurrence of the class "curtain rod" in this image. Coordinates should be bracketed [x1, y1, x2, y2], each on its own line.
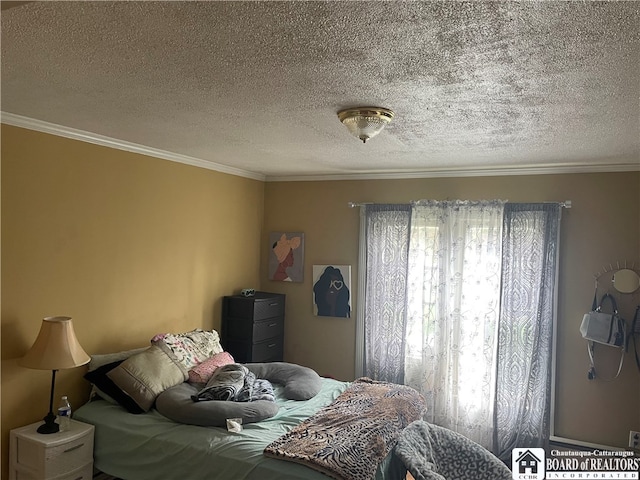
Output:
[348, 200, 572, 208]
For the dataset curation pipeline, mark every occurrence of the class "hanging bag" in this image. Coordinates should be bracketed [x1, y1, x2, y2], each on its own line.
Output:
[580, 293, 625, 348]
[580, 293, 626, 381]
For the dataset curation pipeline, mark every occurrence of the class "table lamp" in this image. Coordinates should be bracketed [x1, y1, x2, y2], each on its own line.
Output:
[19, 316, 91, 434]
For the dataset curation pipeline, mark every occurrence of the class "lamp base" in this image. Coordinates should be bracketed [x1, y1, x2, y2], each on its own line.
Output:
[37, 412, 59, 434]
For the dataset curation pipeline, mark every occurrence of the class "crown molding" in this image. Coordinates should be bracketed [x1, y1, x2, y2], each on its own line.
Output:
[0, 112, 266, 181]
[265, 162, 640, 182]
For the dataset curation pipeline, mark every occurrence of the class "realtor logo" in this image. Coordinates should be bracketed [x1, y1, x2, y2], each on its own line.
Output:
[512, 448, 545, 480]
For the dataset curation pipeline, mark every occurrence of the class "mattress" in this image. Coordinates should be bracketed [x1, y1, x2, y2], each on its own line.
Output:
[74, 378, 405, 480]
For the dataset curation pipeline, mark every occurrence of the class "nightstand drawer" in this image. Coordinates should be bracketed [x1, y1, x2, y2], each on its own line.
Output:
[43, 433, 92, 477]
[57, 462, 93, 480]
[15, 462, 92, 480]
[15, 432, 92, 478]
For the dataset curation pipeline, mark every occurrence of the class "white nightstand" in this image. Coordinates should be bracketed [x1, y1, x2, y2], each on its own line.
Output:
[9, 419, 94, 480]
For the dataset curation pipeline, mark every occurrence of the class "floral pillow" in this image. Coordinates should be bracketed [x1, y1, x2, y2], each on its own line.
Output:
[151, 329, 224, 372]
[187, 351, 235, 385]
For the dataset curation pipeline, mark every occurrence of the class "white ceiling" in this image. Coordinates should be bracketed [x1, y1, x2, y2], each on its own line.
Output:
[2, 1, 639, 181]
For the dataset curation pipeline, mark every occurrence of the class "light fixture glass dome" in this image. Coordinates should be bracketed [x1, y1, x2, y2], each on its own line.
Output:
[337, 107, 394, 143]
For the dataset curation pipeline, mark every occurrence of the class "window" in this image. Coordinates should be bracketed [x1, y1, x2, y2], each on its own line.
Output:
[360, 201, 561, 458]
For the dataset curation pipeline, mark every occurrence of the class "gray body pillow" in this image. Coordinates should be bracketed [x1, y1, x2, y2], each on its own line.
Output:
[156, 382, 279, 426]
[156, 362, 322, 427]
[244, 362, 321, 400]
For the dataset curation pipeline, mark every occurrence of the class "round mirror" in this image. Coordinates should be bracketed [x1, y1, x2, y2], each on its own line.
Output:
[612, 269, 640, 294]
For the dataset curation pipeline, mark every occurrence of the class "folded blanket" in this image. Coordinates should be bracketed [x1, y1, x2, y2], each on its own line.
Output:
[191, 363, 275, 403]
[235, 371, 275, 402]
[192, 363, 248, 402]
[395, 421, 512, 480]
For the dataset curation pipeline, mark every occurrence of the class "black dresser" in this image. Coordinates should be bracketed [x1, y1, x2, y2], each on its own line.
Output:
[221, 291, 285, 362]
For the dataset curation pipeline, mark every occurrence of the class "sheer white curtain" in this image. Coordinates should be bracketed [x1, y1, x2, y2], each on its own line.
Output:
[404, 200, 505, 448]
[359, 200, 561, 454]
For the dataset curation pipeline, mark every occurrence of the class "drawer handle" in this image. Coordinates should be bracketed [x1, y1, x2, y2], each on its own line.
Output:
[268, 302, 279, 306]
[269, 323, 277, 327]
[268, 343, 276, 348]
[63, 443, 84, 453]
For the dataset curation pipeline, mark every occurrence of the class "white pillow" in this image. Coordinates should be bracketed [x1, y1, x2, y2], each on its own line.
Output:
[107, 345, 187, 412]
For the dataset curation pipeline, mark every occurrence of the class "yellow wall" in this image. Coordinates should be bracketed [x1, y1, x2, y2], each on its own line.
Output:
[262, 174, 640, 449]
[1, 125, 264, 477]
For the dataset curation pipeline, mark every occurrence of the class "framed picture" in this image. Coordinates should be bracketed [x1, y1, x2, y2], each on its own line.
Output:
[269, 232, 304, 282]
[312, 265, 351, 318]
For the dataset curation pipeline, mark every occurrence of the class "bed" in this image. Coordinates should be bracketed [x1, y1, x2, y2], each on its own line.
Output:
[74, 329, 420, 480]
[75, 377, 408, 480]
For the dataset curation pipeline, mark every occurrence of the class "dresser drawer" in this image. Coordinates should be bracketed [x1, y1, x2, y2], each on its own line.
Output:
[252, 338, 284, 362]
[253, 316, 284, 343]
[224, 315, 283, 342]
[226, 293, 285, 320]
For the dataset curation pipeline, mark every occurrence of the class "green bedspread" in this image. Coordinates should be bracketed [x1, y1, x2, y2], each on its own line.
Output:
[75, 378, 405, 480]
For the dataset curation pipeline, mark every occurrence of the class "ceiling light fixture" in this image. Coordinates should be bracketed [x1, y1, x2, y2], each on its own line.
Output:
[337, 107, 394, 143]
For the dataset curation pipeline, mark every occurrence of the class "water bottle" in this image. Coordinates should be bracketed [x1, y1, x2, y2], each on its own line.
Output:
[57, 396, 71, 432]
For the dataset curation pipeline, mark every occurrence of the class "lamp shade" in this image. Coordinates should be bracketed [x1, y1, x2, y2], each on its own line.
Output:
[20, 317, 90, 370]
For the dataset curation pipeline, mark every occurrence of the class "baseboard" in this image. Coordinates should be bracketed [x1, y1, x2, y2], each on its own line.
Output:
[549, 435, 622, 451]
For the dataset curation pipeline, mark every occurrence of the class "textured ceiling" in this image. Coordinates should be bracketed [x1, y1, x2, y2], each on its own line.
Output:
[2, 1, 639, 180]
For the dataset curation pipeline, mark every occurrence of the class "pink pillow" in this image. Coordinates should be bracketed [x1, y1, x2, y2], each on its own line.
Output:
[188, 351, 235, 384]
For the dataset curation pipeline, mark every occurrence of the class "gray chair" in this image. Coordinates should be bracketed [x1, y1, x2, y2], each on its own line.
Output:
[395, 421, 512, 480]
